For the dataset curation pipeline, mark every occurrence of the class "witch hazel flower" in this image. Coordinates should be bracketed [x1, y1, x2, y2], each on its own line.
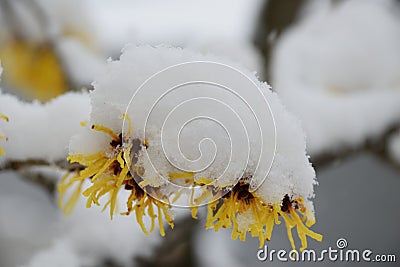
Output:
[58, 114, 174, 236]
[59, 45, 322, 251]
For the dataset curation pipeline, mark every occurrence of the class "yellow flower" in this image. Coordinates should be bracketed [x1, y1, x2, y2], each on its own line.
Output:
[58, 115, 174, 236]
[0, 114, 9, 156]
[58, 114, 322, 249]
[191, 180, 322, 252]
[0, 41, 67, 102]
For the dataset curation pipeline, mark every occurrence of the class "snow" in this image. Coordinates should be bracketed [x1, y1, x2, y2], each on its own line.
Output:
[56, 37, 107, 86]
[0, 171, 158, 267]
[36, 0, 93, 39]
[0, 0, 92, 44]
[71, 45, 316, 208]
[0, 0, 106, 89]
[0, 91, 90, 164]
[186, 38, 263, 74]
[22, 240, 81, 267]
[0, 0, 399, 266]
[272, 0, 400, 156]
[48, 188, 159, 267]
[85, 0, 264, 73]
[0, 0, 327, 266]
[0, 171, 59, 267]
[88, 0, 262, 52]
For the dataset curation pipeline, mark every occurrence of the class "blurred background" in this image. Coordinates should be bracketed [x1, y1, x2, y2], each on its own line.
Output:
[0, 0, 399, 266]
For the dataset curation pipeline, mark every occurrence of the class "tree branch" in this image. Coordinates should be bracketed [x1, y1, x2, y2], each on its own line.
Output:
[1, 159, 81, 172]
[253, 0, 306, 81]
[0, 159, 83, 194]
[135, 217, 199, 267]
[311, 124, 400, 172]
[253, 0, 400, 174]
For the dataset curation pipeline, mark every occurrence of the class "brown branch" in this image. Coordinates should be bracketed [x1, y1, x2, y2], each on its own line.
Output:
[311, 123, 400, 172]
[135, 216, 199, 267]
[18, 169, 57, 195]
[0, 159, 83, 194]
[253, 1, 400, 173]
[253, 0, 306, 81]
[0, 0, 25, 40]
[1, 159, 81, 172]
[367, 125, 400, 173]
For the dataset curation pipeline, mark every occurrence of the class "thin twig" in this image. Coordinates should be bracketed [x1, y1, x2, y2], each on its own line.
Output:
[312, 124, 400, 172]
[1, 159, 82, 172]
[18, 169, 58, 195]
[0, 159, 84, 195]
[253, 0, 306, 81]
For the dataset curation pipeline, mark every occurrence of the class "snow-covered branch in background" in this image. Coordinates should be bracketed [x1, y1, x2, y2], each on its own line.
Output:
[0, 90, 90, 165]
[0, 171, 158, 267]
[0, 0, 104, 101]
[28, 197, 159, 267]
[58, 45, 322, 252]
[272, 0, 400, 160]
